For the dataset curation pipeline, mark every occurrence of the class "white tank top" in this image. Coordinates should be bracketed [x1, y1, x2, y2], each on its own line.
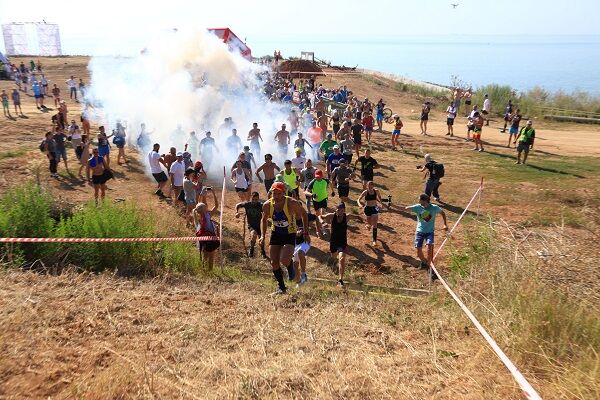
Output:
[234, 169, 249, 189]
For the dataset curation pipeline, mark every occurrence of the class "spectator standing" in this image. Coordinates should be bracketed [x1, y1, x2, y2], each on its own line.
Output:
[66, 75, 77, 100]
[514, 120, 536, 165]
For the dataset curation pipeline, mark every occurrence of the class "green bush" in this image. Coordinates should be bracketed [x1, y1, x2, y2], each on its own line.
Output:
[0, 183, 58, 265]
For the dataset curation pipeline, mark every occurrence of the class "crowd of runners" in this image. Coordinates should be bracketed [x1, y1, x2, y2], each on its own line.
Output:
[19, 60, 538, 294]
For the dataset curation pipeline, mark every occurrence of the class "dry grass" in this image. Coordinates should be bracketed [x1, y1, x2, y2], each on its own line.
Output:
[0, 269, 528, 399]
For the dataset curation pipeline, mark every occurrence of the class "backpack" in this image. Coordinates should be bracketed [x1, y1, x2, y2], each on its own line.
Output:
[431, 162, 445, 178]
[39, 139, 46, 152]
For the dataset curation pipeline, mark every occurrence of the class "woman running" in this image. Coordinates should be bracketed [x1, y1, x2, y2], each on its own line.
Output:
[231, 160, 252, 201]
[357, 181, 383, 246]
[193, 190, 220, 270]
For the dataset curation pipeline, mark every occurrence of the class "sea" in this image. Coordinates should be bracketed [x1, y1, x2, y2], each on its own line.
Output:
[250, 35, 600, 95]
[54, 34, 600, 96]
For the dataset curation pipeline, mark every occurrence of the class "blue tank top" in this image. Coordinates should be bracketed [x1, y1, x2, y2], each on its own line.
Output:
[272, 209, 290, 235]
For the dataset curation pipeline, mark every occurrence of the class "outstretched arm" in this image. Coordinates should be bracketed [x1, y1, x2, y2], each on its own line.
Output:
[318, 212, 334, 225]
[440, 209, 448, 231]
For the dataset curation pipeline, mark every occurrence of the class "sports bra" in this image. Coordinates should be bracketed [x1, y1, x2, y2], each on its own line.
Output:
[365, 190, 377, 201]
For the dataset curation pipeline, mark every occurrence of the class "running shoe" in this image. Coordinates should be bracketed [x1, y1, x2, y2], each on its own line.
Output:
[300, 272, 308, 285]
[273, 286, 287, 295]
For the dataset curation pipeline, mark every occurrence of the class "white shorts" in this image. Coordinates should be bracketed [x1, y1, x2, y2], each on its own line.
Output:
[293, 242, 311, 262]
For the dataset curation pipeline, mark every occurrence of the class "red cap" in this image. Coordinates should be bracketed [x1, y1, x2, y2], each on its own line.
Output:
[194, 161, 203, 169]
[271, 182, 286, 192]
[315, 169, 323, 178]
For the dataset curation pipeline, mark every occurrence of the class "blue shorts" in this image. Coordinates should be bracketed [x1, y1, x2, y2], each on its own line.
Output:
[392, 129, 401, 136]
[509, 126, 518, 134]
[98, 145, 110, 157]
[365, 126, 373, 132]
[376, 114, 384, 122]
[414, 231, 434, 248]
[56, 147, 67, 161]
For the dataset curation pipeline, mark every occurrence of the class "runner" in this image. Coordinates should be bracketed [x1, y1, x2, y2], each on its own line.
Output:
[445, 102, 457, 137]
[274, 123, 290, 159]
[306, 120, 323, 161]
[300, 159, 316, 212]
[331, 159, 355, 204]
[466, 105, 479, 141]
[331, 109, 341, 136]
[148, 143, 169, 198]
[375, 99, 385, 132]
[391, 114, 403, 151]
[357, 181, 383, 246]
[339, 132, 355, 164]
[362, 111, 375, 143]
[293, 132, 312, 156]
[350, 118, 364, 159]
[235, 191, 266, 258]
[514, 120, 536, 165]
[420, 101, 431, 135]
[501, 100, 514, 132]
[305, 169, 331, 238]
[319, 133, 338, 161]
[336, 120, 351, 142]
[354, 149, 380, 190]
[326, 145, 345, 179]
[282, 160, 300, 199]
[187, 130, 199, 160]
[193, 191, 221, 270]
[472, 112, 485, 152]
[291, 147, 306, 173]
[199, 131, 218, 170]
[259, 182, 310, 294]
[405, 193, 448, 280]
[318, 203, 361, 289]
[231, 160, 252, 201]
[417, 154, 444, 202]
[317, 111, 328, 134]
[292, 215, 310, 287]
[247, 123, 263, 159]
[86, 148, 110, 205]
[225, 128, 243, 159]
[507, 108, 522, 148]
[255, 154, 281, 193]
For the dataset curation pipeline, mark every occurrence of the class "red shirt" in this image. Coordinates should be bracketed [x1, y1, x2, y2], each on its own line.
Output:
[362, 116, 374, 128]
[307, 127, 323, 145]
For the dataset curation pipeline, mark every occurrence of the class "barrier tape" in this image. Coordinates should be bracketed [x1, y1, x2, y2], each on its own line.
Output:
[219, 167, 226, 272]
[0, 236, 219, 243]
[430, 178, 542, 400]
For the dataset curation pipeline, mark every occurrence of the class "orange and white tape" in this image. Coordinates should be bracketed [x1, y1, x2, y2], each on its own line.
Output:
[0, 236, 219, 243]
[431, 179, 542, 400]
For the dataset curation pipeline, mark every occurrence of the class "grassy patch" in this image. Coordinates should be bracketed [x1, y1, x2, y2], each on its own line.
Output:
[0, 148, 27, 161]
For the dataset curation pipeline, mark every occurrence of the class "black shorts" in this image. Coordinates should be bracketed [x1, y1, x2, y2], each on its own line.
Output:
[337, 185, 349, 197]
[314, 199, 328, 210]
[354, 138, 362, 145]
[421, 115, 429, 121]
[447, 118, 455, 126]
[153, 172, 168, 183]
[248, 223, 261, 236]
[269, 232, 296, 246]
[91, 174, 105, 185]
[330, 242, 347, 254]
[198, 240, 220, 252]
[362, 173, 374, 182]
[343, 154, 353, 163]
[236, 187, 248, 193]
[264, 178, 274, 192]
[364, 206, 379, 216]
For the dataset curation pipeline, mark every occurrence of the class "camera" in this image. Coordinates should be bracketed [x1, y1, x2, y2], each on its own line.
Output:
[206, 186, 212, 191]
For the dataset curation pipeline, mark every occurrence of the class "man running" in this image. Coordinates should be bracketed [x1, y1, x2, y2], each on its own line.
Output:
[405, 193, 448, 280]
[291, 147, 306, 173]
[235, 191, 266, 258]
[339, 132, 355, 164]
[300, 159, 316, 212]
[248, 123, 263, 159]
[354, 149, 380, 190]
[256, 154, 280, 193]
[326, 145, 345, 179]
[307, 120, 323, 161]
[362, 111, 375, 143]
[148, 143, 169, 198]
[417, 154, 444, 202]
[331, 158, 355, 204]
[282, 160, 300, 199]
[318, 203, 361, 289]
[199, 131, 218, 170]
[507, 108, 522, 148]
[514, 120, 536, 165]
[350, 118, 364, 159]
[274, 123, 291, 159]
[305, 169, 331, 238]
[225, 128, 243, 158]
[293, 132, 312, 156]
[319, 133, 338, 161]
[259, 182, 310, 294]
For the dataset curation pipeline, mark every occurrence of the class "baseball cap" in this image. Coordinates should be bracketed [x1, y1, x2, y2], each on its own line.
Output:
[243, 145, 250, 150]
[176, 151, 183, 157]
[295, 147, 302, 153]
[271, 182, 286, 192]
[315, 170, 324, 178]
[333, 145, 340, 150]
[194, 161, 203, 169]
[527, 120, 533, 125]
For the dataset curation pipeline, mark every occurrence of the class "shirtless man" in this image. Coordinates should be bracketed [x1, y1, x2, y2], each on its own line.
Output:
[259, 182, 310, 294]
[248, 122, 263, 159]
[255, 153, 281, 193]
[274, 123, 290, 158]
[86, 148, 108, 205]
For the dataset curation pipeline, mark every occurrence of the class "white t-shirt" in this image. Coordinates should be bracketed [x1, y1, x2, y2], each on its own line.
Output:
[446, 106, 457, 118]
[291, 155, 306, 170]
[170, 161, 185, 186]
[483, 98, 491, 112]
[148, 151, 163, 174]
[66, 79, 76, 89]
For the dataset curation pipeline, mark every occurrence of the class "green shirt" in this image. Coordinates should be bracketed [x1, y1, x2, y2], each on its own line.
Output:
[307, 178, 330, 202]
[518, 127, 535, 144]
[319, 140, 338, 158]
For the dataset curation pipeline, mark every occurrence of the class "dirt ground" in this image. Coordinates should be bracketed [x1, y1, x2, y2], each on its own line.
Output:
[0, 57, 598, 398]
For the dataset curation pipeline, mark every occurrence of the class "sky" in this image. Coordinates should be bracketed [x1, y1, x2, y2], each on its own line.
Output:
[1, 0, 600, 56]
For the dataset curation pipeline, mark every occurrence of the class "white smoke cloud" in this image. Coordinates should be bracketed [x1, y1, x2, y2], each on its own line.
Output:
[85, 27, 293, 177]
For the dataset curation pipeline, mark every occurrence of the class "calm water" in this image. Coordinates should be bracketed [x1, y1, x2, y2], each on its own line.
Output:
[251, 35, 600, 95]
